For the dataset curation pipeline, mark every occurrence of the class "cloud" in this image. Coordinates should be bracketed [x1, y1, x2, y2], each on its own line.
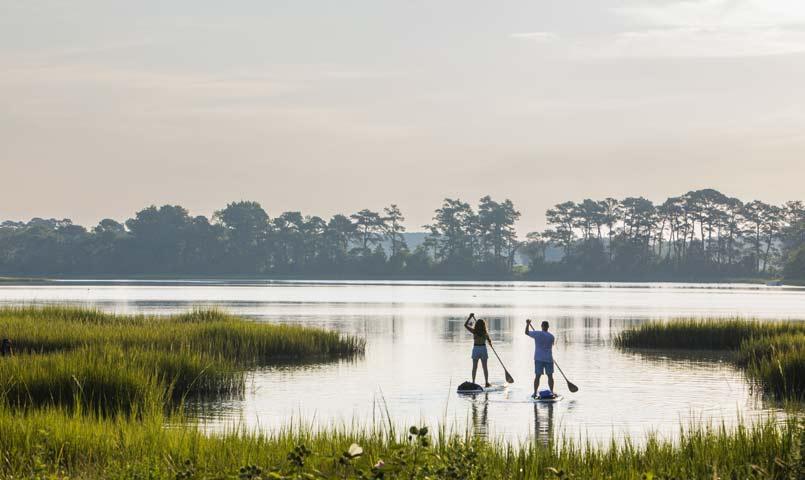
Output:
[512, 1, 805, 58]
[323, 70, 401, 80]
[509, 32, 559, 42]
[608, 0, 805, 58]
[615, 0, 805, 29]
[0, 63, 294, 99]
[602, 25, 805, 58]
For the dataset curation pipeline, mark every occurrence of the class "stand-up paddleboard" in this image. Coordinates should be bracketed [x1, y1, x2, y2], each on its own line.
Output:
[456, 381, 507, 394]
[481, 383, 507, 392]
[530, 394, 562, 403]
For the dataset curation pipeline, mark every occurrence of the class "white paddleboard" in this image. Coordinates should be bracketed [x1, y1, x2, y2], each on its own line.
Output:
[483, 383, 508, 392]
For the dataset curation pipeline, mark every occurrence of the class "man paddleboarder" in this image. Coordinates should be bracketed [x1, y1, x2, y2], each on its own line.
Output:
[525, 319, 555, 398]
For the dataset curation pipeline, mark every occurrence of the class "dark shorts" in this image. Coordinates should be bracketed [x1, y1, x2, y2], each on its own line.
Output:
[471, 345, 488, 360]
[534, 360, 554, 375]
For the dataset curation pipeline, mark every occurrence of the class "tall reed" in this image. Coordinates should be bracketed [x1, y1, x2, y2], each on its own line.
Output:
[741, 333, 805, 398]
[0, 346, 242, 414]
[0, 307, 365, 414]
[0, 306, 365, 360]
[614, 318, 805, 399]
[0, 406, 799, 479]
[613, 318, 805, 350]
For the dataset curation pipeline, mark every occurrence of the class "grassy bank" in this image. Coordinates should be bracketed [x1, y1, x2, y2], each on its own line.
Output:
[615, 318, 805, 399]
[0, 346, 241, 415]
[0, 407, 800, 479]
[0, 307, 364, 413]
[0, 306, 365, 360]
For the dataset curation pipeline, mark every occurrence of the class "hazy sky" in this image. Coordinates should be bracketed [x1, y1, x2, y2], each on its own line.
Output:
[2, 1, 804, 232]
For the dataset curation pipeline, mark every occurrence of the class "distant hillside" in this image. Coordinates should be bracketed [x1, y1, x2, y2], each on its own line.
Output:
[402, 232, 428, 251]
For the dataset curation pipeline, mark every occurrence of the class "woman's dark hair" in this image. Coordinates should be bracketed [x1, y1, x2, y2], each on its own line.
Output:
[475, 319, 488, 337]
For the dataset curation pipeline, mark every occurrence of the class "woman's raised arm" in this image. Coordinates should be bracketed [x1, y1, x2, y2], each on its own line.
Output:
[464, 313, 475, 333]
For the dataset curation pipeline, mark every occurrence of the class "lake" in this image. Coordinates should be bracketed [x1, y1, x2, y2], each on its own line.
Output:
[1, 279, 803, 444]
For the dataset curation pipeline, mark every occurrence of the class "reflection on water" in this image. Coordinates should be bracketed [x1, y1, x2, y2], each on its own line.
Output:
[624, 348, 736, 366]
[471, 393, 558, 446]
[470, 394, 489, 438]
[533, 403, 555, 447]
[0, 280, 803, 443]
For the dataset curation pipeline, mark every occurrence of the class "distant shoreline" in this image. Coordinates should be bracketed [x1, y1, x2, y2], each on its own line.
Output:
[0, 273, 788, 286]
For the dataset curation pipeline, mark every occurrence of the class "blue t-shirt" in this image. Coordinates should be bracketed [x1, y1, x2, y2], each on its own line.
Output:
[528, 330, 554, 362]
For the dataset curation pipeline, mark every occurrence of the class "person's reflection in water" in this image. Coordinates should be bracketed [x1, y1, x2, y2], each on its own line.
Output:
[533, 403, 555, 447]
[470, 394, 489, 438]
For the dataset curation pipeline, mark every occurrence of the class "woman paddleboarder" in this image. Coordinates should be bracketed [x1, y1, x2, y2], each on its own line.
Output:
[464, 313, 491, 387]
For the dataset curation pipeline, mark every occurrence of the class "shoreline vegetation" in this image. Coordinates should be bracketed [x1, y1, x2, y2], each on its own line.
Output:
[0, 307, 364, 414]
[0, 409, 800, 479]
[0, 273, 795, 285]
[0, 308, 800, 477]
[615, 318, 805, 399]
[1, 190, 803, 283]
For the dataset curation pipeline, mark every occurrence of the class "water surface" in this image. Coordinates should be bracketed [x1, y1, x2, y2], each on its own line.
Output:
[1, 280, 803, 443]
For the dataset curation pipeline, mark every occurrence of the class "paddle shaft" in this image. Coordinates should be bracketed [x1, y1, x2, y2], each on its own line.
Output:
[553, 360, 570, 383]
[486, 339, 515, 383]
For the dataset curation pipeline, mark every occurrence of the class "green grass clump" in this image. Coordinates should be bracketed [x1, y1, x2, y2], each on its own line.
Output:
[738, 333, 805, 364]
[0, 346, 241, 414]
[615, 318, 805, 400]
[0, 407, 799, 479]
[613, 318, 805, 350]
[741, 333, 805, 398]
[0, 306, 364, 414]
[0, 306, 365, 360]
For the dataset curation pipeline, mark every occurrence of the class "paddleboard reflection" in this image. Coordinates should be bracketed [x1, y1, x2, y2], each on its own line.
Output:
[533, 402, 555, 447]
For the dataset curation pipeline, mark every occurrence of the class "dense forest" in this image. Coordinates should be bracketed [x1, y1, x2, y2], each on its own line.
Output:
[1, 189, 803, 281]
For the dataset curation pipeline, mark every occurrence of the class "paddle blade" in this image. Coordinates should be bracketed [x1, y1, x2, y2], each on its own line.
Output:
[567, 382, 579, 393]
[505, 370, 514, 383]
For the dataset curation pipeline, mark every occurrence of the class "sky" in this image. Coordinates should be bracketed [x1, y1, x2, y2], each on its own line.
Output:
[2, 0, 805, 232]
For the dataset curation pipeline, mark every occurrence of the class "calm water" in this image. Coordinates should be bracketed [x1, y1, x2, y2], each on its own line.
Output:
[1, 280, 804, 443]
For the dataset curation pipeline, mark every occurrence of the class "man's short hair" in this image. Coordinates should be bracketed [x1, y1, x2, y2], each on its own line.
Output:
[541, 321, 549, 330]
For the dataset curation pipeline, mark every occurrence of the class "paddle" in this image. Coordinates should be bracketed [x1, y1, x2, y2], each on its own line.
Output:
[529, 323, 578, 393]
[553, 360, 579, 393]
[487, 340, 515, 384]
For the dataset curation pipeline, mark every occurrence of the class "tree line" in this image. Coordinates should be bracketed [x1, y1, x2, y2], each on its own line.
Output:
[524, 189, 803, 280]
[1, 189, 803, 280]
[0, 197, 517, 276]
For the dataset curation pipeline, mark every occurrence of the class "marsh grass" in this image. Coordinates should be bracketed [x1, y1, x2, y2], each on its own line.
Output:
[615, 318, 805, 400]
[741, 333, 805, 398]
[613, 318, 805, 350]
[0, 346, 242, 414]
[0, 305, 365, 360]
[0, 306, 364, 414]
[0, 406, 799, 479]
[0, 308, 801, 478]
